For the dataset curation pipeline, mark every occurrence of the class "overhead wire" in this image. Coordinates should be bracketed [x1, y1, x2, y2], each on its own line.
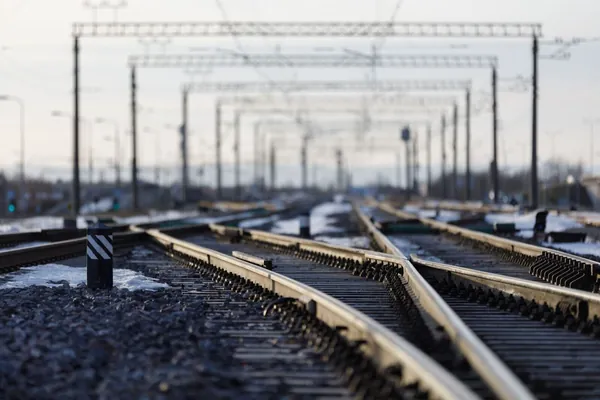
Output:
[213, 0, 308, 126]
[362, 0, 405, 134]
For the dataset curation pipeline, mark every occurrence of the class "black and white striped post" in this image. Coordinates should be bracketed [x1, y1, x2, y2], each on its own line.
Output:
[86, 223, 113, 289]
[299, 212, 311, 238]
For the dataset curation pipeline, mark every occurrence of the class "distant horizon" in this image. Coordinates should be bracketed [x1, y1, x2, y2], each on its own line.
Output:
[1, 159, 597, 188]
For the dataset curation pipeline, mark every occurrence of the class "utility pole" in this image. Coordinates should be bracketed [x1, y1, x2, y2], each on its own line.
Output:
[405, 137, 411, 200]
[73, 36, 81, 215]
[583, 119, 600, 176]
[233, 111, 241, 200]
[336, 149, 343, 192]
[262, 131, 268, 190]
[531, 35, 539, 208]
[253, 122, 260, 185]
[130, 65, 139, 210]
[452, 102, 458, 199]
[181, 88, 189, 204]
[215, 101, 222, 199]
[396, 152, 401, 189]
[413, 133, 419, 194]
[301, 137, 308, 190]
[154, 130, 160, 186]
[269, 142, 276, 192]
[401, 126, 411, 200]
[427, 124, 432, 196]
[492, 66, 499, 204]
[465, 88, 472, 200]
[88, 135, 94, 184]
[441, 115, 447, 199]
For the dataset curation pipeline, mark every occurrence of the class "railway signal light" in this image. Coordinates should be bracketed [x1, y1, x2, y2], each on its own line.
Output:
[112, 196, 120, 211]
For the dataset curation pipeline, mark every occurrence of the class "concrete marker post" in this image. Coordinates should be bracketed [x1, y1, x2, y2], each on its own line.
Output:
[86, 222, 113, 289]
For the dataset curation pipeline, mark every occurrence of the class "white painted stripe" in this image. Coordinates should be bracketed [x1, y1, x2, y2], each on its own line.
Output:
[87, 247, 97, 260]
[87, 235, 110, 260]
[95, 235, 113, 255]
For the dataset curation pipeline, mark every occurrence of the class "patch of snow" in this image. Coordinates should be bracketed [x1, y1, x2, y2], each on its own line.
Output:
[314, 235, 370, 249]
[118, 210, 199, 225]
[239, 215, 281, 229]
[543, 242, 600, 258]
[271, 202, 352, 236]
[185, 211, 256, 225]
[568, 211, 600, 224]
[0, 241, 49, 253]
[0, 216, 90, 231]
[0, 264, 169, 291]
[486, 211, 582, 234]
[419, 209, 461, 222]
[435, 210, 462, 222]
[80, 197, 114, 215]
[402, 204, 421, 214]
[312, 202, 353, 216]
[271, 218, 299, 235]
[0, 225, 21, 233]
[310, 202, 352, 235]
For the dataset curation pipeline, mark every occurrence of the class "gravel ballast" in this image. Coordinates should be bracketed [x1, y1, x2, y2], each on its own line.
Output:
[0, 247, 350, 399]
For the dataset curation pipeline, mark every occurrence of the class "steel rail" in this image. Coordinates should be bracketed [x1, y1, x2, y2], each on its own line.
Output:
[411, 254, 600, 323]
[0, 223, 133, 248]
[353, 205, 536, 400]
[207, 219, 535, 400]
[378, 202, 600, 290]
[414, 200, 518, 214]
[0, 231, 145, 273]
[144, 228, 476, 400]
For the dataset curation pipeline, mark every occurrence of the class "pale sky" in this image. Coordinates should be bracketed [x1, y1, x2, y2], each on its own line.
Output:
[1, 0, 599, 187]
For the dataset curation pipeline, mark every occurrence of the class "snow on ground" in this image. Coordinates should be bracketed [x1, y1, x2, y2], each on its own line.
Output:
[117, 210, 198, 225]
[568, 211, 600, 224]
[485, 211, 583, 239]
[271, 218, 298, 235]
[80, 197, 114, 215]
[271, 201, 352, 236]
[0, 242, 49, 253]
[0, 216, 90, 233]
[0, 264, 169, 291]
[238, 215, 281, 229]
[310, 202, 352, 235]
[418, 209, 462, 222]
[544, 242, 600, 258]
[400, 204, 461, 222]
[313, 235, 370, 249]
[402, 204, 421, 214]
[0, 224, 21, 234]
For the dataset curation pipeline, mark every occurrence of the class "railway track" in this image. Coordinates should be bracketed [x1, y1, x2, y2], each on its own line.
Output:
[122, 245, 355, 399]
[0, 211, 475, 399]
[6, 200, 600, 398]
[369, 202, 600, 293]
[159, 213, 533, 399]
[356, 202, 600, 399]
[363, 205, 544, 283]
